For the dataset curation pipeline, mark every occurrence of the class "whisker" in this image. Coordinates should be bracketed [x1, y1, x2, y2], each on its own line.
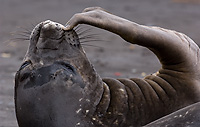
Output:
[81, 44, 103, 48]
[80, 39, 105, 44]
[12, 33, 30, 38]
[79, 34, 100, 40]
[77, 28, 93, 36]
[74, 25, 90, 32]
[79, 33, 100, 38]
[30, 22, 36, 28]
[5, 23, 34, 45]
[2, 39, 12, 44]
[74, 25, 109, 49]
[79, 37, 100, 41]
[25, 21, 36, 30]
[20, 31, 32, 35]
[80, 38, 110, 43]
[74, 25, 81, 31]
[11, 38, 30, 41]
[10, 31, 31, 36]
[17, 26, 32, 33]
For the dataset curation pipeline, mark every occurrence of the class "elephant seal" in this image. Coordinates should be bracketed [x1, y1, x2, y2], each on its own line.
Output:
[144, 102, 200, 127]
[15, 20, 104, 127]
[15, 7, 200, 127]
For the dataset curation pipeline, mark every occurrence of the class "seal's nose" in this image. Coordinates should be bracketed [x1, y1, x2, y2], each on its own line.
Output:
[39, 20, 65, 39]
[42, 20, 64, 31]
[30, 20, 81, 53]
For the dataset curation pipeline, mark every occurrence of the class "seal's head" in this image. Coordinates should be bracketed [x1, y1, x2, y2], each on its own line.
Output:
[17, 20, 86, 88]
[15, 20, 103, 127]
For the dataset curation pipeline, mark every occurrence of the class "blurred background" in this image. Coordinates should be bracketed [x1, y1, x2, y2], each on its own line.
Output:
[0, 0, 200, 126]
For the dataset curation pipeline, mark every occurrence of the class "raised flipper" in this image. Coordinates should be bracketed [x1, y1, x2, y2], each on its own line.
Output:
[66, 7, 200, 126]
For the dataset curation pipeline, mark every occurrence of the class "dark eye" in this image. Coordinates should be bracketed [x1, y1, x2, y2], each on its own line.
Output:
[19, 61, 31, 71]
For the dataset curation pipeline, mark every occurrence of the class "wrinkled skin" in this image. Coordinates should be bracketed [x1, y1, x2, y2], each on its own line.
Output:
[15, 20, 103, 127]
[15, 7, 200, 127]
[145, 102, 200, 127]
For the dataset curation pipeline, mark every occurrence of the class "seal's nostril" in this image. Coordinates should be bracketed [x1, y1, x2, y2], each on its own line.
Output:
[43, 20, 51, 25]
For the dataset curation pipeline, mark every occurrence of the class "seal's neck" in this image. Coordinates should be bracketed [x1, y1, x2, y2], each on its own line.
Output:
[71, 52, 104, 117]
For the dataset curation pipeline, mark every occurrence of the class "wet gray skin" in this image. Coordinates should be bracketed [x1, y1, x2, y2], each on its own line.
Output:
[15, 18, 200, 127]
[15, 20, 103, 127]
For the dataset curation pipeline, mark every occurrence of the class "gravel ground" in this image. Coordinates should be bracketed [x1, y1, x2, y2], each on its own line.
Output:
[0, 0, 200, 126]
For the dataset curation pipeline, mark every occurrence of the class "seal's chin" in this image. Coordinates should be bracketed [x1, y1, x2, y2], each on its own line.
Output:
[15, 20, 102, 127]
[15, 61, 85, 127]
[29, 20, 81, 55]
[16, 61, 85, 89]
[20, 20, 87, 91]
[36, 20, 65, 50]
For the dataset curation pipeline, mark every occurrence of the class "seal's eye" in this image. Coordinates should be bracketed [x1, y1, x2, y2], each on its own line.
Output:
[19, 61, 31, 71]
[20, 72, 30, 82]
[59, 62, 75, 73]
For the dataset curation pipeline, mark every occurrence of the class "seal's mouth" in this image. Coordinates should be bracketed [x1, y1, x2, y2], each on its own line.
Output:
[16, 20, 88, 89]
[22, 20, 86, 69]
[30, 20, 80, 51]
[15, 20, 103, 126]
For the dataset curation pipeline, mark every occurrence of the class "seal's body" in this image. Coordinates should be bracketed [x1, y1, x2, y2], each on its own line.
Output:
[15, 20, 103, 127]
[15, 8, 200, 127]
[145, 102, 200, 127]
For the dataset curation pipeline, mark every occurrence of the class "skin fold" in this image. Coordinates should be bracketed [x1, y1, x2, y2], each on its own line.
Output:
[65, 7, 200, 126]
[15, 7, 200, 127]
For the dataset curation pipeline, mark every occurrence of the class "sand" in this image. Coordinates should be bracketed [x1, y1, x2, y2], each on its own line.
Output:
[0, 0, 200, 126]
